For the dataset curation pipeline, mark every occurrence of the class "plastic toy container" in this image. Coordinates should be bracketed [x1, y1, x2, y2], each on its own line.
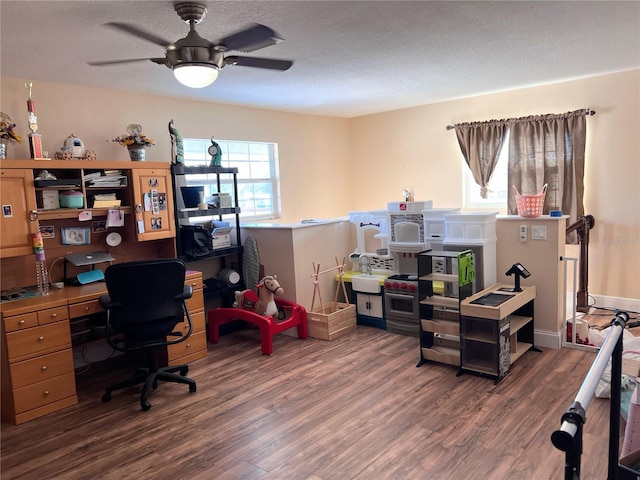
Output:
[444, 212, 498, 244]
[423, 208, 461, 240]
[59, 190, 84, 208]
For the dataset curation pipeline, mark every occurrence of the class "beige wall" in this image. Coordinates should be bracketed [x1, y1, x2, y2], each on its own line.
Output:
[2, 70, 638, 302]
[349, 70, 640, 302]
[0, 77, 351, 224]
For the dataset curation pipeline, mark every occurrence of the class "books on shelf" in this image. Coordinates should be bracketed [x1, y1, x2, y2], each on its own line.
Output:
[90, 193, 121, 208]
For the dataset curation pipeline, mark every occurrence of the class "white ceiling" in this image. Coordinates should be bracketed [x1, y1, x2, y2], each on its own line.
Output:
[1, 1, 639, 118]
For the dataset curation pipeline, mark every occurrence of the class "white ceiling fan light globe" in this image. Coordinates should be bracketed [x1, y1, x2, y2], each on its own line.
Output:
[173, 64, 219, 88]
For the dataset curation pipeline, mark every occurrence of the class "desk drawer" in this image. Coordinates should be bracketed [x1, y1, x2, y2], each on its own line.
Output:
[3, 312, 38, 332]
[68, 299, 104, 318]
[166, 330, 207, 363]
[175, 310, 205, 336]
[185, 273, 203, 290]
[185, 288, 204, 313]
[13, 372, 77, 414]
[10, 349, 75, 389]
[5, 322, 72, 362]
[37, 305, 69, 325]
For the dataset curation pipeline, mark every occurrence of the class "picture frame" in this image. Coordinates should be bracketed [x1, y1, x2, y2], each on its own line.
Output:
[92, 220, 107, 233]
[61, 227, 90, 245]
[39, 225, 55, 239]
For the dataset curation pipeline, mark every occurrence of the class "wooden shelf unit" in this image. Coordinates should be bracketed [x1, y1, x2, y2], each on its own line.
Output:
[417, 250, 474, 368]
[459, 284, 537, 384]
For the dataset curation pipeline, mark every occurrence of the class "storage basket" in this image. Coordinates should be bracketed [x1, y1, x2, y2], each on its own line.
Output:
[513, 184, 547, 218]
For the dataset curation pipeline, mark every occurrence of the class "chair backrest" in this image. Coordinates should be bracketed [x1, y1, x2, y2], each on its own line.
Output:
[103, 259, 188, 342]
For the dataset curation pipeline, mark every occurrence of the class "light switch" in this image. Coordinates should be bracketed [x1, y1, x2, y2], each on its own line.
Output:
[531, 225, 547, 240]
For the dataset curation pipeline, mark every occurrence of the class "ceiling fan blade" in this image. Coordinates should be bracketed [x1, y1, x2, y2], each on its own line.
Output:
[105, 22, 173, 48]
[88, 58, 167, 66]
[217, 23, 283, 53]
[225, 56, 293, 71]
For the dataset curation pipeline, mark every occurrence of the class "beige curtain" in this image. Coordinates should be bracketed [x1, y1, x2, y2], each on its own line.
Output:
[508, 110, 586, 242]
[455, 120, 508, 198]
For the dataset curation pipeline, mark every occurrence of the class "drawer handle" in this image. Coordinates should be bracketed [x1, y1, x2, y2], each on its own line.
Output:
[41, 366, 48, 371]
[51, 313, 57, 318]
[44, 390, 50, 396]
[19, 320, 25, 325]
[85, 306, 90, 311]
[186, 343, 191, 348]
[38, 336, 45, 341]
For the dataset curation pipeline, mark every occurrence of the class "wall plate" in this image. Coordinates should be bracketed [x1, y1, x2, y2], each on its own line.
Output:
[106, 231, 122, 247]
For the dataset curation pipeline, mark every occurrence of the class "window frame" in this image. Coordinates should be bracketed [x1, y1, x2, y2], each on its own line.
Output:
[182, 138, 281, 221]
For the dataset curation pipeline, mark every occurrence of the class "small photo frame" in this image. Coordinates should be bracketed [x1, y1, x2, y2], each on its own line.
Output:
[150, 217, 162, 230]
[92, 220, 107, 233]
[2, 205, 13, 218]
[39, 225, 55, 239]
[61, 227, 90, 245]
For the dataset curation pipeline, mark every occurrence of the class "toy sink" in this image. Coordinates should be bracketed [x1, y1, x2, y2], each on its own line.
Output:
[351, 274, 385, 293]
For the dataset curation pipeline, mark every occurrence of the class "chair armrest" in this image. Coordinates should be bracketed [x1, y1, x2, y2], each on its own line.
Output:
[99, 294, 124, 310]
[175, 285, 193, 302]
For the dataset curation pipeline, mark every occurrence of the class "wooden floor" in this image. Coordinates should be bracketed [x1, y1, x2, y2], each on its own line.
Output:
[0, 326, 620, 479]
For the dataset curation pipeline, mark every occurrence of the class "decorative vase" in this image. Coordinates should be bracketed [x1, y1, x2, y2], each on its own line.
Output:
[0, 139, 8, 159]
[127, 144, 146, 161]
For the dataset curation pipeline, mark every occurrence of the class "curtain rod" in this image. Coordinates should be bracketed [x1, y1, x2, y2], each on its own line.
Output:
[445, 108, 596, 131]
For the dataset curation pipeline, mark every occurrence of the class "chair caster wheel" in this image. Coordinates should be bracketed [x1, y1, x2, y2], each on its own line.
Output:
[141, 402, 151, 411]
[102, 392, 111, 403]
[180, 366, 189, 376]
[189, 384, 197, 393]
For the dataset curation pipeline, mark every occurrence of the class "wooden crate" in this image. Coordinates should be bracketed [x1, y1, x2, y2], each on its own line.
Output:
[307, 302, 356, 341]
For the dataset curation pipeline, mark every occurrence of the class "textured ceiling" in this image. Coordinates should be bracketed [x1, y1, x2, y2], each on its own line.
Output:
[1, 1, 639, 118]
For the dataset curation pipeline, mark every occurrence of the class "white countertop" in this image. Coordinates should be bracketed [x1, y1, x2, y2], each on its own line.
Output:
[241, 217, 349, 230]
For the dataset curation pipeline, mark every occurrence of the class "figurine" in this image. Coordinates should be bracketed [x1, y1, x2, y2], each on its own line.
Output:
[209, 136, 222, 167]
[168, 119, 183, 164]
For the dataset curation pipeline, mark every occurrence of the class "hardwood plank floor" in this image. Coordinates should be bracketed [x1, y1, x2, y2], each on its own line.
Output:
[0, 326, 623, 479]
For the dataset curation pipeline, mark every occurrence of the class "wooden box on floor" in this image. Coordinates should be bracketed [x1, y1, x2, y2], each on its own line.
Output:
[307, 302, 356, 340]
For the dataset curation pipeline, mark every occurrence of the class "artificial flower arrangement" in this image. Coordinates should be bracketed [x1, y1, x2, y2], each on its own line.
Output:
[112, 123, 154, 147]
[0, 112, 22, 143]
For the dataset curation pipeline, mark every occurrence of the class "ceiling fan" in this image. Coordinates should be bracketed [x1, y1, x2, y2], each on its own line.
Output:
[88, 1, 293, 88]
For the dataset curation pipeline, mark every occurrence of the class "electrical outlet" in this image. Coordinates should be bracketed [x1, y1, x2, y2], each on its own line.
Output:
[519, 225, 527, 242]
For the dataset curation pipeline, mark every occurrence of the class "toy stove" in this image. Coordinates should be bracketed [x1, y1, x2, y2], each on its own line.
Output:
[384, 274, 420, 337]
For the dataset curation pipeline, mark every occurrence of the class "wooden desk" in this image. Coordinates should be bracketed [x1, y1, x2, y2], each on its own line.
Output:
[459, 283, 537, 384]
[0, 271, 206, 425]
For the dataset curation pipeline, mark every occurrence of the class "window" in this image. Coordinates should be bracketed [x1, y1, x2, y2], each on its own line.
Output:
[182, 138, 280, 220]
[462, 130, 509, 213]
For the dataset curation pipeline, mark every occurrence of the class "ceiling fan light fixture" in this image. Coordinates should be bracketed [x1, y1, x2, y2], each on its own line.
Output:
[173, 63, 218, 88]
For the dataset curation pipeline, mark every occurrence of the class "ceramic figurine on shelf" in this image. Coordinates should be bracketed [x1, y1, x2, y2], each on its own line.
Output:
[209, 136, 222, 167]
[168, 119, 183, 164]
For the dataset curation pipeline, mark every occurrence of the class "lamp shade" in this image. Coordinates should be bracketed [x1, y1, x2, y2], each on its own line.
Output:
[173, 64, 219, 88]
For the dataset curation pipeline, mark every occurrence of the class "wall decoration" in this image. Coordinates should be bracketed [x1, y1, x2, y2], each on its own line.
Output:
[39, 225, 55, 238]
[61, 227, 90, 245]
[2, 205, 13, 218]
[92, 220, 107, 233]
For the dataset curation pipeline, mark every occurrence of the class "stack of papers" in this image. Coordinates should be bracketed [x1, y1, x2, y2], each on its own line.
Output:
[92, 193, 121, 208]
[85, 170, 127, 187]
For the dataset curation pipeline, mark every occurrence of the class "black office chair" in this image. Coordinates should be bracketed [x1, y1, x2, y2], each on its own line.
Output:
[99, 259, 197, 411]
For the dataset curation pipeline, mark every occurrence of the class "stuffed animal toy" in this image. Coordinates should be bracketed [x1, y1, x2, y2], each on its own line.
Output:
[233, 275, 284, 316]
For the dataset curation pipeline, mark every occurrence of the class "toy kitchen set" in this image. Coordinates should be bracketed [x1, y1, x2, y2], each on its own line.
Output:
[345, 188, 498, 338]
